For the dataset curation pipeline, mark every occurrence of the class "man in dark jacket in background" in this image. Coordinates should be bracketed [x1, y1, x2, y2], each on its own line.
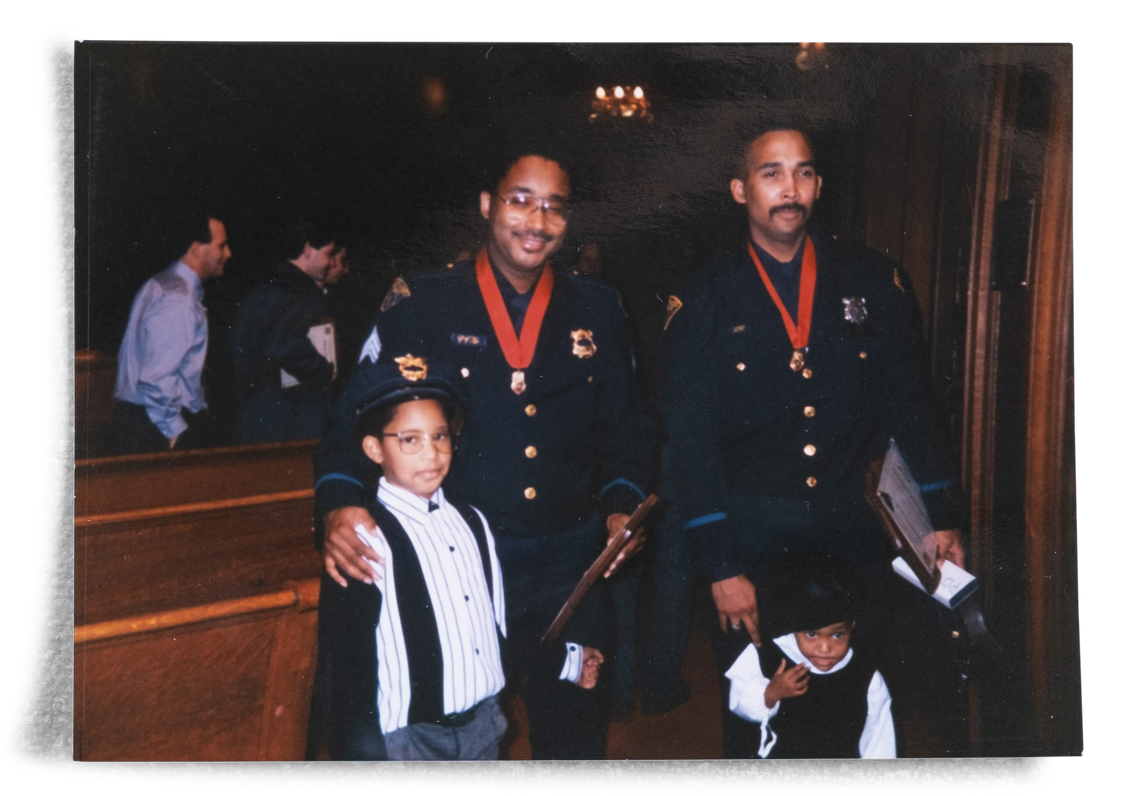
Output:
[232, 218, 339, 443]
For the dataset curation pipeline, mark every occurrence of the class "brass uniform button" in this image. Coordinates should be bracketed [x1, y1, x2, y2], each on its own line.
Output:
[736, 362, 746, 371]
[806, 476, 818, 487]
[951, 630, 960, 639]
[525, 404, 537, 416]
[524, 487, 536, 500]
[859, 351, 868, 360]
[525, 446, 537, 458]
[588, 375, 594, 382]
[802, 368, 813, 379]
[446, 262, 454, 269]
[804, 444, 816, 456]
[460, 367, 470, 378]
[804, 406, 816, 417]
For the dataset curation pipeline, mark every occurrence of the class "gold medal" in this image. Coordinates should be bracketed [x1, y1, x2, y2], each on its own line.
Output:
[789, 348, 806, 372]
[511, 370, 527, 395]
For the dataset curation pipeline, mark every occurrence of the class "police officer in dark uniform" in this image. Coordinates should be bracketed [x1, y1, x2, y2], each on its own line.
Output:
[661, 128, 967, 757]
[313, 150, 654, 759]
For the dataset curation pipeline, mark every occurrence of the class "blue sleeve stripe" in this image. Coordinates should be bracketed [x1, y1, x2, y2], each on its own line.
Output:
[919, 479, 957, 493]
[599, 478, 647, 501]
[684, 512, 727, 530]
[314, 473, 364, 490]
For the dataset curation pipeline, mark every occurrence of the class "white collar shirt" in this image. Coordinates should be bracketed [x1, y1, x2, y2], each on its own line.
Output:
[724, 632, 896, 758]
[358, 479, 506, 733]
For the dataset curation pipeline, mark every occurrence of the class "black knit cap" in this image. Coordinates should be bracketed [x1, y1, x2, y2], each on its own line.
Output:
[768, 551, 861, 637]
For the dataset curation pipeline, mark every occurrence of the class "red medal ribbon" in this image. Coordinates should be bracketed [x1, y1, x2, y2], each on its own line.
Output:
[746, 236, 817, 351]
[475, 248, 554, 370]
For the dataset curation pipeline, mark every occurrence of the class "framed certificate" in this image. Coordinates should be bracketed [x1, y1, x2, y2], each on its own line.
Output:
[864, 440, 941, 593]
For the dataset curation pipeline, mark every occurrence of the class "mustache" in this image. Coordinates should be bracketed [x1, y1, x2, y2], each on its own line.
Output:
[513, 229, 556, 243]
[769, 203, 807, 218]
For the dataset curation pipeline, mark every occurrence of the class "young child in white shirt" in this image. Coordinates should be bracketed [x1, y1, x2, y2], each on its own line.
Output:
[314, 359, 509, 760]
[723, 553, 896, 758]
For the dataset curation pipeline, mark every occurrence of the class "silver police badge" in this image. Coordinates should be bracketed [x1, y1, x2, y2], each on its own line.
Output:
[842, 297, 868, 325]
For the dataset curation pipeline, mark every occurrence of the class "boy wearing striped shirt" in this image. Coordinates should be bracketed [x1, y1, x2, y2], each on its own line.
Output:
[314, 361, 510, 760]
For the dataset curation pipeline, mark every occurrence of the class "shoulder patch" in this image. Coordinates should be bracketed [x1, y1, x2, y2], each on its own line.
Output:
[359, 326, 382, 364]
[663, 295, 683, 330]
[893, 268, 905, 293]
[380, 276, 411, 312]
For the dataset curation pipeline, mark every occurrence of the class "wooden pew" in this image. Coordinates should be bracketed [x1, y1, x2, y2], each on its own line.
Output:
[75, 441, 327, 760]
[75, 579, 319, 761]
[76, 441, 322, 625]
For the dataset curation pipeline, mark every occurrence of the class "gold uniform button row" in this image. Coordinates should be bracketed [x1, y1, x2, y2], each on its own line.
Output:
[525, 404, 537, 416]
[806, 476, 818, 487]
[804, 444, 816, 456]
[804, 405, 816, 417]
[525, 446, 537, 458]
[524, 487, 536, 500]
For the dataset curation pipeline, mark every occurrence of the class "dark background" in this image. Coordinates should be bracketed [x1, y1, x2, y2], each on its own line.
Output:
[74, 43, 994, 343]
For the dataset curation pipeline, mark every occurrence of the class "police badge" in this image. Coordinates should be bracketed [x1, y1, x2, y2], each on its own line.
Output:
[843, 297, 869, 336]
[570, 329, 596, 359]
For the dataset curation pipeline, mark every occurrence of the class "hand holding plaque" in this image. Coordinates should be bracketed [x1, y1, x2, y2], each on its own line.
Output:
[865, 440, 977, 607]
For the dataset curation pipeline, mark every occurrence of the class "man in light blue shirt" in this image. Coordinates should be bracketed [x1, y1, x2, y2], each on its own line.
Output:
[112, 216, 231, 454]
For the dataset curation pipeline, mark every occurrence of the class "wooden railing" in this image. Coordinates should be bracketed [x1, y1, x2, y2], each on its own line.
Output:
[75, 579, 320, 761]
[74, 440, 327, 760]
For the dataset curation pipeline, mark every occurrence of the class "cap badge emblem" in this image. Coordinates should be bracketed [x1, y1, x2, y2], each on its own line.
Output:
[394, 354, 428, 381]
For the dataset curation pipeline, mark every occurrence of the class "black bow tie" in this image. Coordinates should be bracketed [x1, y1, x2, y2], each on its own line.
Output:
[428, 501, 439, 512]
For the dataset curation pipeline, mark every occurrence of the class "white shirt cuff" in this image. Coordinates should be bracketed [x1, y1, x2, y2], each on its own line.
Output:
[559, 642, 584, 683]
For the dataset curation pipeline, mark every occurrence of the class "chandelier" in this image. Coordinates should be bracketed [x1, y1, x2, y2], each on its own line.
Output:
[589, 85, 652, 122]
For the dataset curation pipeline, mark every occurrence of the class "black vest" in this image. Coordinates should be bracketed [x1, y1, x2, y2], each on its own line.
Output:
[315, 498, 497, 760]
[759, 639, 877, 759]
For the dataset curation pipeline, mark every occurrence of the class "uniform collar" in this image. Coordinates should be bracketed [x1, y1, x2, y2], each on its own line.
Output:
[377, 477, 445, 516]
[773, 632, 854, 675]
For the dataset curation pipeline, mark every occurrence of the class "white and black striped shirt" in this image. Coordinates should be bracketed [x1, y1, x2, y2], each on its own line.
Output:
[360, 479, 507, 734]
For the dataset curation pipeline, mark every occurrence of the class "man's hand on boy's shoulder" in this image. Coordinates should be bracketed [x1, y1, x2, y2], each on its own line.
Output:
[764, 658, 810, 709]
[933, 529, 965, 569]
[323, 506, 384, 587]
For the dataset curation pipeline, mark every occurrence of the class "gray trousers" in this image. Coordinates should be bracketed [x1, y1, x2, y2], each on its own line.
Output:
[383, 695, 508, 761]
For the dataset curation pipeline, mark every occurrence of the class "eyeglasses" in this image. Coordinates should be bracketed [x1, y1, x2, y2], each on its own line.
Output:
[496, 192, 572, 225]
[382, 431, 453, 455]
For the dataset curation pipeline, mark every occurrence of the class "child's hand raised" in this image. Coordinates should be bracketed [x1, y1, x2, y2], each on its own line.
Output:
[764, 658, 810, 708]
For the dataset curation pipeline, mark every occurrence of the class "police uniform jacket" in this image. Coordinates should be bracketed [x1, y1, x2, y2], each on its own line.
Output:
[313, 259, 654, 543]
[232, 260, 334, 441]
[661, 225, 959, 582]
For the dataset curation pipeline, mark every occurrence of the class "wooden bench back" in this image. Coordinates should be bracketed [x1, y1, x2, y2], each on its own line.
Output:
[75, 579, 320, 761]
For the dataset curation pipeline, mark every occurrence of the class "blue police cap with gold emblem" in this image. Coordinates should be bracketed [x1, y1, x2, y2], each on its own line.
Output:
[352, 354, 466, 429]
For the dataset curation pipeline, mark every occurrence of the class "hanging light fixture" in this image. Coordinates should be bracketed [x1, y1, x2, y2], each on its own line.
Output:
[589, 85, 652, 122]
